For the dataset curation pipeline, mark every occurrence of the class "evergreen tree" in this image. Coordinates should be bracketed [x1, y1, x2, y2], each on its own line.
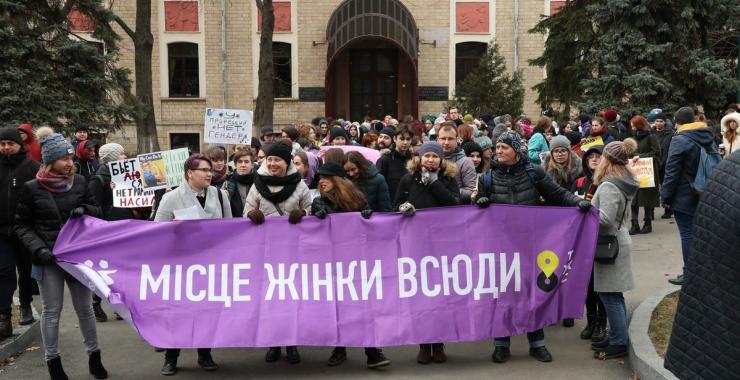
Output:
[0, 0, 136, 135]
[530, 0, 739, 117]
[452, 41, 524, 117]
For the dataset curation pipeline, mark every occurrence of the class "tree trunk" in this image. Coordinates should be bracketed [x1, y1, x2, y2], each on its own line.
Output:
[254, 0, 275, 136]
[134, 0, 159, 153]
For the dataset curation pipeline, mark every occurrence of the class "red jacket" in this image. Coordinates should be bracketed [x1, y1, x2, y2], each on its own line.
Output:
[17, 124, 42, 163]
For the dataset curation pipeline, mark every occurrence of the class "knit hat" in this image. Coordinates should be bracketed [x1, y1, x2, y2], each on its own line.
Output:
[329, 127, 348, 142]
[491, 123, 508, 141]
[434, 116, 446, 125]
[674, 107, 695, 125]
[98, 143, 125, 165]
[37, 127, 74, 164]
[74, 125, 89, 133]
[603, 109, 618, 123]
[647, 109, 663, 123]
[265, 141, 293, 164]
[496, 130, 523, 153]
[463, 114, 474, 123]
[316, 162, 346, 178]
[654, 113, 667, 122]
[379, 127, 396, 138]
[418, 141, 444, 158]
[602, 138, 637, 165]
[462, 141, 483, 158]
[549, 135, 571, 152]
[0, 127, 23, 145]
[474, 136, 493, 151]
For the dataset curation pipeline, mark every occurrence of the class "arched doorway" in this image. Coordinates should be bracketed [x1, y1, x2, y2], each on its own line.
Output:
[325, 0, 419, 121]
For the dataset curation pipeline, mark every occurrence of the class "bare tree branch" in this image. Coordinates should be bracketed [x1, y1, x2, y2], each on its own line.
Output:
[113, 15, 136, 40]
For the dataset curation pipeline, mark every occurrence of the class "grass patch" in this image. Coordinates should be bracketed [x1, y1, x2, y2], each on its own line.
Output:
[648, 291, 679, 358]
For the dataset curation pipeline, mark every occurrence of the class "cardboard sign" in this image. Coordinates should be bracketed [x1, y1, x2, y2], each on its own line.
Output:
[108, 159, 156, 208]
[137, 148, 189, 190]
[204, 108, 253, 144]
[630, 157, 655, 188]
[580, 136, 604, 151]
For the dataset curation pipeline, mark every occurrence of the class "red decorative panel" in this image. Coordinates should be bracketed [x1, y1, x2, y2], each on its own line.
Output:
[165, 1, 199, 32]
[258, 2, 292, 32]
[456, 2, 489, 33]
[68, 8, 95, 31]
[550, 1, 567, 15]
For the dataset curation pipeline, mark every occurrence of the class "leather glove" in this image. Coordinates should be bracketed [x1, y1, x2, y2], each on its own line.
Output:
[314, 208, 328, 220]
[69, 206, 85, 218]
[420, 168, 439, 186]
[361, 209, 373, 219]
[35, 248, 56, 265]
[398, 202, 416, 216]
[247, 209, 265, 225]
[476, 197, 491, 209]
[288, 209, 306, 224]
[577, 199, 592, 212]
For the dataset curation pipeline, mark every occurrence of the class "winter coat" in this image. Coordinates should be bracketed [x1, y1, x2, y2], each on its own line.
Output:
[591, 176, 639, 293]
[445, 148, 478, 202]
[226, 171, 254, 218]
[17, 124, 41, 163]
[393, 158, 460, 210]
[608, 120, 629, 141]
[0, 150, 40, 236]
[527, 132, 549, 164]
[632, 131, 661, 208]
[73, 140, 99, 181]
[719, 112, 740, 156]
[243, 163, 312, 217]
[376, 144, 411, 201]
[653, 128, 673, 174]
[14, 174, 101, 263]
[88, 165, 141, 221]
[310, 195, 368, 215]
[357, 164, 392, 212]
[477, 157, 582, 207]
[664, 151, 740, 380]
[542, 152, 583, 191]
[154, 182, 232, 221]
[660, 123, 716, 216]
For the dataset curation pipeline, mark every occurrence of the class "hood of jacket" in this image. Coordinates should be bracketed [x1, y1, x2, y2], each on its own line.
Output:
[720, 112, 740, 135]
[677, 123, 715, 146]
[580, 145, 604, 180]
[445, 148, 466, 163]
[75, 140, 92, 161]
[17, 124, 36, 141]
[406, 156, 457, 178]
[367, 162, 380, 180]
[602, 175, 639, 197]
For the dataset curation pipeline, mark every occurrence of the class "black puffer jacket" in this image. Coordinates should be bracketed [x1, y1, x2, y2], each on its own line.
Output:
[0, 150, 40, 236]
[664, 151, 740, 380]
[377, 145, 411, 201]
[393, 158, 460, 209]
[14, 174, 101, 263]
[477, 158, 582, 206]
[88, 165, 139, 221]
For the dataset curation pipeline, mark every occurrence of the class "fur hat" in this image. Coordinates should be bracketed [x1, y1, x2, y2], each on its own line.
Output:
[265, 141, 293, 164]
[98, 143, 125, 165]
[603, 138, 637, 165]
[37, 127, 74, 164]
[418, 141, 443, 158]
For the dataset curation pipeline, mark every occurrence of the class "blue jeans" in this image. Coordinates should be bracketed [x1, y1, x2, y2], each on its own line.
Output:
[599, 292, 628, 346]
[673, 211, 694, 273]
[494, 329, 545, 348]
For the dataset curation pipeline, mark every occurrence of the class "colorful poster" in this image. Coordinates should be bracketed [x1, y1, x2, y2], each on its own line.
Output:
[53, 206, 599, 349]
[136, 148, 189, 190]
[580, 136, 604, 151]
[630, 157, 656, 188]
[204, 108, 253, 145]
[108, 159, 156, 208]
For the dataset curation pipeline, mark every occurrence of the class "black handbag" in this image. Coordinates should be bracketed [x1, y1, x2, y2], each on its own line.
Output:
[594, 194, 627, 264]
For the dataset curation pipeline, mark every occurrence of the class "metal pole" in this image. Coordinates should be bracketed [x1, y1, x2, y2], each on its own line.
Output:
[221, 0, 228, 108]
[513, 0, 520, 72]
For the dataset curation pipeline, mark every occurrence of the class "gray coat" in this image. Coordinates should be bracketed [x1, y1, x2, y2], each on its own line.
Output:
[591, 176, 639, 293]
[154, 183, 232, 221]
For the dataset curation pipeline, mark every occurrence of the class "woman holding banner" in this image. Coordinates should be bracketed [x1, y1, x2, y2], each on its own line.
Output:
[14, 127, 107, 379]
[474, 131, 591, 364]
[590, 138, 639, 360]
[243, 141, 312, 364]
[393, 141, 460, 364]
[628, 116, 661, 235]
[310, 162, 391, 369]
[154, 153, 232, 375]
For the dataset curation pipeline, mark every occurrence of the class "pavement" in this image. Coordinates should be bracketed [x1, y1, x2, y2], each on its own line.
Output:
[0, 213, 683, 379]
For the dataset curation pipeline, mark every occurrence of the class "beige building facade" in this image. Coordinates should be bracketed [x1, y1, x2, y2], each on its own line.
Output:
[76, 0, 567, 152]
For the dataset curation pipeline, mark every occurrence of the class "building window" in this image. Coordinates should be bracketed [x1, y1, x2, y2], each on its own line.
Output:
[168, 42, 200, 97]
[273, 42, 292, 98]
[170, 133, 200, 153]
[455, 42, 488, 86]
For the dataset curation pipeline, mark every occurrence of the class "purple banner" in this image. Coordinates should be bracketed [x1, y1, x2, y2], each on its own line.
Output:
[53, 205, 599, 348]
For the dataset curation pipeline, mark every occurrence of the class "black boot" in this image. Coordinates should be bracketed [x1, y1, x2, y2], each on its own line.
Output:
[640, 219, 652, 234]
[661, 209, 672, 219]
[19, 305, 35, 325]
[93, 303, 108, 323]
[580, 315, 596, 340]
[628, 220, 640, 235]
[562, 318, 574, 327]
[88, 350, 108, 379]
[591, 313, 608, 343]
[0, 314, 11, 338]
[47, 356, 69, 380]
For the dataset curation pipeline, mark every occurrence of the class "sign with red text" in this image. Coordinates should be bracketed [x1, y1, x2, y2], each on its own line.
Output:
[630, 157, 655, 188]
[109, 158, 156, 208]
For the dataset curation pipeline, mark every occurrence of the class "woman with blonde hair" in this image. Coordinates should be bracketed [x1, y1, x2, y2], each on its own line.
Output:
[590, 138, 639, 360]
[720, 112, 740, 156]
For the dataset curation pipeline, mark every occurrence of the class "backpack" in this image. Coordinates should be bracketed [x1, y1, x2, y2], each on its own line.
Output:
[481, 164, 538, 195]
[683, 138, 722, 198]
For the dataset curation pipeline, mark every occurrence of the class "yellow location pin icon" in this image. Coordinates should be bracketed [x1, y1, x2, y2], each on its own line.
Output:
[537, 250, 559, 278]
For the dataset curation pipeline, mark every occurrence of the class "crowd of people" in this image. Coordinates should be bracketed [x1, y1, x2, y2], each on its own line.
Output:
[0, 103, 737, 379]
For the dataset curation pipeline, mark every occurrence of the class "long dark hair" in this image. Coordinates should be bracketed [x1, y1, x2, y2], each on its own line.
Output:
[322, 176, 367, 212]
[345, 151, 369, 186]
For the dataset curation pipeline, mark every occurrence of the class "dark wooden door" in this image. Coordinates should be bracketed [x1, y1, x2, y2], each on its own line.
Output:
[349, 49, 398, 121]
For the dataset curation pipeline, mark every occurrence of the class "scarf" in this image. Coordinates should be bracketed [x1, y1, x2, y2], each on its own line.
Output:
[212, 165, 228, 184]
[253, 171, 302, 205]
[232, 171, 254, 187]
[36, 167, 74, 193]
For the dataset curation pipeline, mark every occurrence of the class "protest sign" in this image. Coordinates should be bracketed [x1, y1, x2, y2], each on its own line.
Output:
[161, 148, 189, 188]
[137, 148, 189, 190]
[580, 136, 604, 151]
[54, 206, 599, 349]
[204, 108, 253, 145]
[319, 145, 381, 163]
[630, 157, 656, 188]
[108, 158, 156, 208]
